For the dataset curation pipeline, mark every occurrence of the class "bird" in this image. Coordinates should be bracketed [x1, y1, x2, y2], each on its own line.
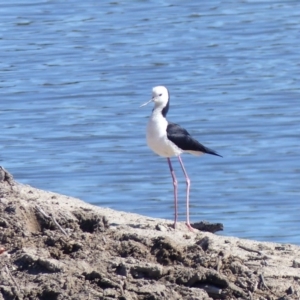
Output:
[141, 86, 222, 231]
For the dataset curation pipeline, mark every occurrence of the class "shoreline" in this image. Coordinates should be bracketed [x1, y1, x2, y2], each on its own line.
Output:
[1, 168, 299, 299]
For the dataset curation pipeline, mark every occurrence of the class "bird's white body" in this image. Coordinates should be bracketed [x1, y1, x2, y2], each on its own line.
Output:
[146, 109, 182, 158]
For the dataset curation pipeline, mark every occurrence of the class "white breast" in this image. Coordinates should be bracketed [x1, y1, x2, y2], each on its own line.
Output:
[146, 112, 182, 158]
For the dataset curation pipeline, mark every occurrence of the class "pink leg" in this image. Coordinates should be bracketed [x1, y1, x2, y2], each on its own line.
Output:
[167, 158, 178, 228]
[178, 156, 193, 231]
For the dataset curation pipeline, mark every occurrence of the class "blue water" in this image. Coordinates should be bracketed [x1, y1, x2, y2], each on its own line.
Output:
[1, 0, 299, 245]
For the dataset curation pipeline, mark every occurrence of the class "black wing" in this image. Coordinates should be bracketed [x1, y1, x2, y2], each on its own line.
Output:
[166, 122, 222, 157]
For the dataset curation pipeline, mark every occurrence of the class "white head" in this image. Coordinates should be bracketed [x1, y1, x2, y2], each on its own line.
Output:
[151, 86, 169, 107]
[140, 86, 169, 110]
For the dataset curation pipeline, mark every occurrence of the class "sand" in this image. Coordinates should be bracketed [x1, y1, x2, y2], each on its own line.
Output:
[0, 167, 299, 300]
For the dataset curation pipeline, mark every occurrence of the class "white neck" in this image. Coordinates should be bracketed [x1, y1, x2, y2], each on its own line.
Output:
[152, 103, 165, 116]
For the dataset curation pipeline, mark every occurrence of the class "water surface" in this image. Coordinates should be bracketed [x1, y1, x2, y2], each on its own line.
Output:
[1, 0, 299, 244]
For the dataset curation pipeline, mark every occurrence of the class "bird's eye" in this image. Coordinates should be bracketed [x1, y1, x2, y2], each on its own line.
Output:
[159, 93, 162, 96]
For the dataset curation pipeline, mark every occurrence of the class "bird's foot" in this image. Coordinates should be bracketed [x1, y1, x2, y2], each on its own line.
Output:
[186, 222, 194, 232]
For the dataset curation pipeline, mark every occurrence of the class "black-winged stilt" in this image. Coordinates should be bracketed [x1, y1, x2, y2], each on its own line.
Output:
[141, 86, 222, 231]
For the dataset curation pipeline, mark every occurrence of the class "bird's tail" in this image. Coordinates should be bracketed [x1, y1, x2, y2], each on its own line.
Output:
[204, 146, 223, 157]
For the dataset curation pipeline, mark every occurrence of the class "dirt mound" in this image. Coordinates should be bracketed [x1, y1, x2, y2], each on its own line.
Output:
[0, 167, 299, 299]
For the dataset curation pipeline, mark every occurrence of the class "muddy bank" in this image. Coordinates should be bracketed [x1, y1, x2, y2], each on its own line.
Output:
[0, 168, 299, 300]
